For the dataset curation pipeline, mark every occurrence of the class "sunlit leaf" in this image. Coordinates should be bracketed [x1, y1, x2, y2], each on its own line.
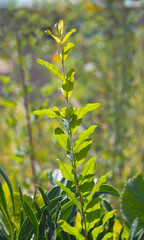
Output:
[102, 210, 116, 225]
[46, 29, 60, 43]
[91, 226, 104, 240]
[59, 161, 75, 182]
[37, 59, 65, 82]
[62, 69, 75, 99]
[80, 156, 96, 179]
[74, 125, 97, 151]
[62, 29, 77, 43]
[33, 108, 64, 118]
[54, 181, 81, 211]
[0, 168, 15, 219]
[62, 42, 75, 61]
[58, 220, 85, 240]
[55, 127, 71, 151]
[101, 232, 113, 240]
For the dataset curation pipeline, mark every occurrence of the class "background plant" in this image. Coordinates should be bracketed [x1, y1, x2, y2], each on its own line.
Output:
[0, 0, 144, 188]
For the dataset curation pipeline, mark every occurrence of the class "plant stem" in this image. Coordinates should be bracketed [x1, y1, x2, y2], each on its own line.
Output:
[16, 35, 36, 184]
[60, 38, 88, 240]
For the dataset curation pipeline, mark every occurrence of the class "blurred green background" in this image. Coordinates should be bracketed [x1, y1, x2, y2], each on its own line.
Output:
[0, 0, 144, 190]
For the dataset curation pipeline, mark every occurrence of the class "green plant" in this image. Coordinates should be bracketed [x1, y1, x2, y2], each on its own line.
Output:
[121, 173, 144, 233]
[34, 19, 119, 240]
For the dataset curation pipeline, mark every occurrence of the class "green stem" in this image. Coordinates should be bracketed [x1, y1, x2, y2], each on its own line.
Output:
[60, 37, 88, 240]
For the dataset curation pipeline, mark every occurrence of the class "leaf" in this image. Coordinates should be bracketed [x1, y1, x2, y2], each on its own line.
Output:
[53, 200, 74, 221]
[33, 108, 64, 118]
[102, 210, 116, 225]
[121, 173, 144, 230]
[37, 59, 65, 82]
[0, 98, 16, 108]
[18, 217, 34, 240]
[94, 184, 120, 197]
[101, 232, 113, 240]
[62, 69, 75, 99]
[85, 201, 102, 231]
[59, 161, 75, 182]
[23, 200, 39, 237]
[70, 103, 100, 134]
[85, 173, 109, 205]
[46, 29, 60, 43]
[38, 206, 48, 239]
[62, 29, 77, 43]
[62, 42, 75, 61]
[55, 202, 61, 225]
[80, 156, 96, 179]
[91, 226, 104, 240]
[0, 182, 12, 225]
[13, 229, 16, 240]
[58, 220, 85, 240]
[54, 181, 81, 211]
[58, 19, 64, 35]
[0, 168, 15, 218]
[75, 139, 92, 168]
[128, 218, 139, 240]
[55, 127, 71, 151]
[37, 185, 50, 207]
[0, 75, 10, 83]
[74, 125, 97, 151]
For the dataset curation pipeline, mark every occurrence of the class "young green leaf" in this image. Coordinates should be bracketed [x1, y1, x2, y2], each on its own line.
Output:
[59, 161, 75, 182]
[74, 125, 97, 151]
[55, 127, 71, 151]
[70, 103, 100, 134]
[58, 19, 64, 36]
[62, 29, 77, 43]
[33, 108, 64, 118]
[54, 181, 81, 211]
[37, 59, 65, 82]
[45, 29, 60, 43]
[58, 220, 85, 240]
[62, 42, 75, 61]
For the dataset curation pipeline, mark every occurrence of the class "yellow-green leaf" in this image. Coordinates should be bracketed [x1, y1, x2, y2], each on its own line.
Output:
[46, 29, 60, 43]
[55, 127, 71, 151]
[62, 29, 77, 43]
[59, 161, 75, 182]
[62, 42, 75, 61]
[58, 220, 85, 240]
[58, 19, 64, 36]
[37, 59, 65, 82]
[54, 181, 81, 211]
[74, 125, 97, 151]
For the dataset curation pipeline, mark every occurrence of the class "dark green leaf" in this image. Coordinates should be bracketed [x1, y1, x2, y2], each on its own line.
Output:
[23, 200, 39, 237]
[0, 168, 15, 218]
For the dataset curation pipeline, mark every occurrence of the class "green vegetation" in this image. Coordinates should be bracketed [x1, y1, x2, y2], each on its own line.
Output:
[0, 1, 144, 239]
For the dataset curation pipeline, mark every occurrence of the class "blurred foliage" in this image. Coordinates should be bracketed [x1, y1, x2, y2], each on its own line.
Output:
[0, 0, 144, 190]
